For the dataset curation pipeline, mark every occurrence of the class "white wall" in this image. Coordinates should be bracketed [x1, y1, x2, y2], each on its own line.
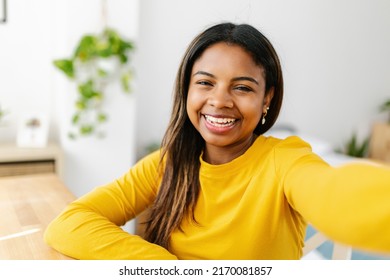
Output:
[135, 0, 390, 155]
[0, 0, 54, 141]
[0, 0, 139, 200]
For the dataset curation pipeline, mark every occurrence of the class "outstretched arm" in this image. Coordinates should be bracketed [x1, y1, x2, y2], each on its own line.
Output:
[277, 137, 390, 254]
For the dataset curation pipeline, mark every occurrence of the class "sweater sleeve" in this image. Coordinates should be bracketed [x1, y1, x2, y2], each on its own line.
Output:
[276, 136, 390, 254]
[44, 151, 178, 260]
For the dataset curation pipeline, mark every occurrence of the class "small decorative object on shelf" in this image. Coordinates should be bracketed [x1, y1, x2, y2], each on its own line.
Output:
[16, 112, 49, 148]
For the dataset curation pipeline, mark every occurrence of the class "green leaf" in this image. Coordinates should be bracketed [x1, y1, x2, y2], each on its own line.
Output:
[120, 40, 134, 52]
[121, 71, 132, 93]
[347, 134, 357, 155]
[343, 133, 369, 158]
[74, 35, 98, 61]
[75, 100, 87, 110]
[78, 80, 101, 99]
[358, 138, 370, 157]
[379, 100, 390, 112]
[97, 68, 108, 77]
[53, 59, 74, 78]
[72, 113, 80, 124]
[97, 113, 107, 123]
[118, 54, 127, 64]
[80, 125, 94, 135]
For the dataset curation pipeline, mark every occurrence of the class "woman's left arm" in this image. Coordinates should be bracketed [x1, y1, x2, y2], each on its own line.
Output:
[276, 137, 390, 254]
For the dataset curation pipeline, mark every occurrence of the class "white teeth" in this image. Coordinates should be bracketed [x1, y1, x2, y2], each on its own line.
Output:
[204, 115, 236, 127]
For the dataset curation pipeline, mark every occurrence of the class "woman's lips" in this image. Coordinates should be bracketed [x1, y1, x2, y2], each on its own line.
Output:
[202, 114, 238, 133]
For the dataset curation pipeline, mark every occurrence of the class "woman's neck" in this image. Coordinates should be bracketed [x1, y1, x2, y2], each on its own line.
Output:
[203, 134, 257, 165]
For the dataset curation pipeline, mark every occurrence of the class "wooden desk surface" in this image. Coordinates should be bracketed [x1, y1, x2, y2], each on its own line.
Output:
[0, 173, 75, 259]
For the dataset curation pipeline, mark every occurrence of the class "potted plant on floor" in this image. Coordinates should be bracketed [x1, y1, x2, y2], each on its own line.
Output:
[53, 28, 135, 139]
[339, 132, 369, 158]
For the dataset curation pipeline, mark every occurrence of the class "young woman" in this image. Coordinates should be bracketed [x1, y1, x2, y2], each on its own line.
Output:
[45, 22, 390, 260]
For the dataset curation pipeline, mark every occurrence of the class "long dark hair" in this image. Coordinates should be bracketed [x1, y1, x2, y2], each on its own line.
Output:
[143, 22, 284, 249]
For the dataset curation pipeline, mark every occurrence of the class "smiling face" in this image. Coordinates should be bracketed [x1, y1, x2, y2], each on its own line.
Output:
[186, 42, 273, 164]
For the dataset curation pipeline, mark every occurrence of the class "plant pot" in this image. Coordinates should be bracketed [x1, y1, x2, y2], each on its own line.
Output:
[369, 122, 390, 163]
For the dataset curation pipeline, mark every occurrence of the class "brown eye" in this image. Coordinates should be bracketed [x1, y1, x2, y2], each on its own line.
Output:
[234, 85, 252, 92]
[197, 80, 213, 86]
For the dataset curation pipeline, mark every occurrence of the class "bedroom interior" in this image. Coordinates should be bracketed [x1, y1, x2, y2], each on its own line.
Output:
[0, 0, 389, 260]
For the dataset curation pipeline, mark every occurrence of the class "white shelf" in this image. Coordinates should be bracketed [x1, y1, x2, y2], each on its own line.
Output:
[0, 143, 64, 179]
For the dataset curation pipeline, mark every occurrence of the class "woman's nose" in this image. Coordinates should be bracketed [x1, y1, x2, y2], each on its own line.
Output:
[208, 87, 233, 108]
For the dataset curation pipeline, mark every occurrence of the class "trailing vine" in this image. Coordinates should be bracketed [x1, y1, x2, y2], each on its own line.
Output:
[53, 28, 135, 139]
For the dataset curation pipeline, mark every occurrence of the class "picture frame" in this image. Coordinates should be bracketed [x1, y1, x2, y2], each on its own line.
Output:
[0, 0, 7, 23]
[16, 112, 49, 148]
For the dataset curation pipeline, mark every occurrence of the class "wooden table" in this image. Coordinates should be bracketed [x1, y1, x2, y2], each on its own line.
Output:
[0, 173, 75, 259]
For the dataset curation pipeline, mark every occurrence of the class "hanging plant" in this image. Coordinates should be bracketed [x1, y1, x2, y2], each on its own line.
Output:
[53, 28, 135, 139]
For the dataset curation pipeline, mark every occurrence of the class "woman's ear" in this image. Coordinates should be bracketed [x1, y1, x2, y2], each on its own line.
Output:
[263, 87, 274, 110]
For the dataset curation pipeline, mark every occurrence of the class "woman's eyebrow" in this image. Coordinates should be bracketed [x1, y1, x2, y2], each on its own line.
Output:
[192, 70, 215, 78]
[231, 76, 259, 85]
[193, 71, 259, 85]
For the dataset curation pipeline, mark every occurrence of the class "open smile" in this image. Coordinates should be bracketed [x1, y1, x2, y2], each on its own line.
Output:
[204, 114, 237, 127]
[202, 114, 238, 132]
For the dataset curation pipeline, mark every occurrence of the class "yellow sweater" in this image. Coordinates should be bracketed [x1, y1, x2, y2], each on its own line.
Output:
[44, 136, 390, 259]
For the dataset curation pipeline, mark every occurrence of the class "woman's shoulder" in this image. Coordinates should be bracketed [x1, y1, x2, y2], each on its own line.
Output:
[262, 135, 312, 151]
[261, 135, 330, 173]
[262, 135, 319, 163]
